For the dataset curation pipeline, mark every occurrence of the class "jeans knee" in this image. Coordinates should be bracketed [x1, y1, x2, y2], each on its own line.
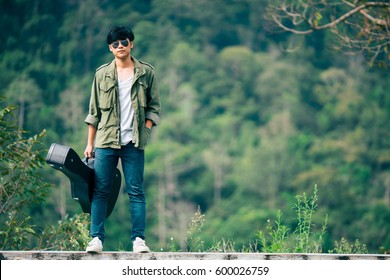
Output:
[128, 192, 145, 203]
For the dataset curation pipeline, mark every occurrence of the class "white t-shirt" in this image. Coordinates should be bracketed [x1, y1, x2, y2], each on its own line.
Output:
[118, 77, 134, 145]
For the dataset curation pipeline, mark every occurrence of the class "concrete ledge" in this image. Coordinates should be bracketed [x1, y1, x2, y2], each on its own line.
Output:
[1, 251, 389, 260]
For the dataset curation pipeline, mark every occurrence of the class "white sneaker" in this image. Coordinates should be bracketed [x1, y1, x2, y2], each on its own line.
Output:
[86, 237, 103, 253]
[133, 237, 151, 253]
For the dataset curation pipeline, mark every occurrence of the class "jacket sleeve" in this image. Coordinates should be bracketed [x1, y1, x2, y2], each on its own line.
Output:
[84, 75, 100, 128]
[145, 70, 161, 126]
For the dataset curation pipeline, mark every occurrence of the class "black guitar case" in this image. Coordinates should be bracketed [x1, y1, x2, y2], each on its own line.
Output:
[46, 143, 121, 218]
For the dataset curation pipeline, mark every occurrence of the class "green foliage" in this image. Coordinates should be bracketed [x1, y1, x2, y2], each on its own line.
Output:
[185, 206, 206, 252]
[257, 211, 289, 253]
[0, 213, 35, 250]
[0, 129, 49, 212]
[185, 187, 366, 254]
[0, 101, 90, 250]
[0, 102, 50, 249]
[169, 237, 178, 252]
[208, 238, 237, 253]
[293, 186, 327, 253]
[257, 186, 328, 253]
[37, 213, 90, 251]
[329, 238, 368, 254]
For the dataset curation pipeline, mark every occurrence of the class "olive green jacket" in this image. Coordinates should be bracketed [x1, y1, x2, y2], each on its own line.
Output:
[85, 57, 160, 150]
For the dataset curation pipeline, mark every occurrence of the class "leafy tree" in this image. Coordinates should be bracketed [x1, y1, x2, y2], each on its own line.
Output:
[59, 0, 109, 75]
[4, 74, 42, 132]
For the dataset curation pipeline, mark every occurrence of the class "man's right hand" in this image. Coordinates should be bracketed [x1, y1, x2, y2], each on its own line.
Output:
[84, 144, 95, 158]
[84, 124, 97, 158]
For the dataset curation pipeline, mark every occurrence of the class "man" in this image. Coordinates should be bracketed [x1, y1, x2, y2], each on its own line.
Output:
[84, 26, 160, 253]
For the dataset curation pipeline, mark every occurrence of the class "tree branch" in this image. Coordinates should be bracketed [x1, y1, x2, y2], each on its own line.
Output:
[342, 0, 388, 26]
[272, 14, 314, 35]
[273, 2, 390, 34]
[268, 1, 390, 66]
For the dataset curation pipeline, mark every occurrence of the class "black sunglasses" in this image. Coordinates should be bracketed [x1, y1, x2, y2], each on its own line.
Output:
[111, 39, 129, 49]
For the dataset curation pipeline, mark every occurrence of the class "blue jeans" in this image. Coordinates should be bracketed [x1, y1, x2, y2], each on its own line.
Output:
[90, 142, 145, 243]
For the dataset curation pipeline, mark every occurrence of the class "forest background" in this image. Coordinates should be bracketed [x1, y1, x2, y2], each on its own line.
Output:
[0, 0, 389, 253]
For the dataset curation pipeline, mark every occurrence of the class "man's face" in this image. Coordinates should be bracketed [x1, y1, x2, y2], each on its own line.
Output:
[108, 39, 133, 58]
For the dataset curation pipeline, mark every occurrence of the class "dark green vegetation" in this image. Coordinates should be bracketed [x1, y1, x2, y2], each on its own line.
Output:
[0, 0, 389, 253]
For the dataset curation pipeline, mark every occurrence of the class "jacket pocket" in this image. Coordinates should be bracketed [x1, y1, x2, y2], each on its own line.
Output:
[140, 126, 152, 148]
[98, 81, 116, 130]
[98, 82, 115, 109]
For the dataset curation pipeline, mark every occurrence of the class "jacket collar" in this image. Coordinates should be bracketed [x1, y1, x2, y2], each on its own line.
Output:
[104, 57, 145, 81]
[133, 57, 146, 81]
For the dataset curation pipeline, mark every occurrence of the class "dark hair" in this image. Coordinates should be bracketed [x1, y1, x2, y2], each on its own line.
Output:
[106, 26, 135, 44]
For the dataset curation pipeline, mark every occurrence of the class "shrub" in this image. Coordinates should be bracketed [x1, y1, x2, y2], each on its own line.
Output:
[0, 101, 90, 250]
